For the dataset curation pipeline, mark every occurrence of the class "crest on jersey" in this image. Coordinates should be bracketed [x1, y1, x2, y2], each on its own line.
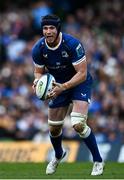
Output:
[61, 51, 69, 58]
[76, 44, 84, 57]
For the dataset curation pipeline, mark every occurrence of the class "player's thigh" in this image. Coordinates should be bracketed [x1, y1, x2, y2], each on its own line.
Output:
[48, 106, 69, 120]
[72, 100, 89, 115]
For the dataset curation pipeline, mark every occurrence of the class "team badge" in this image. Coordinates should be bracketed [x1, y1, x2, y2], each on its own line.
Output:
[61, 51, 69, 58]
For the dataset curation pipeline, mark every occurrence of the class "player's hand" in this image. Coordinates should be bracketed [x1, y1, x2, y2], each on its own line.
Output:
[47, 81, 65, 99]
[32, 79, 39, 92]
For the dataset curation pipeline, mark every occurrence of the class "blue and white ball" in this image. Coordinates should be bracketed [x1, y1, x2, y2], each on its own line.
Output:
[36, 73, 55, 100]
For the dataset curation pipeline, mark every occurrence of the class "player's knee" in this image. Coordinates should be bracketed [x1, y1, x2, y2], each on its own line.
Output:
[73, 123, 84, 133]
[71, 112, 91, 138]
[49, 126, 62, 137]
[74, 123, 91, 138]
[48, 119, 64, 137]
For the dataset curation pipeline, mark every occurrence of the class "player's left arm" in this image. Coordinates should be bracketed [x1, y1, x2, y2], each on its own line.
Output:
[53, 42, 87, 90]
[62, 58, 87, 90]
[48, 57, 87, 99]
[61, 41, 87, 90]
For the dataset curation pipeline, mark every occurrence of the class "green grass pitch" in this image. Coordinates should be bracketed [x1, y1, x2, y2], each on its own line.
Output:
[0, 162, 124, 179]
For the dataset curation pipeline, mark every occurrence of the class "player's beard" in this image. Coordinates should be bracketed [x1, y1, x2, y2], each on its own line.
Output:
[46, 34, 59, 47]
[46, 36, 54, 44]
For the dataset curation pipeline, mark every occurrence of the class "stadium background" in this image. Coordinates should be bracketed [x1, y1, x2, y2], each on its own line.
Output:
[0, 0, 124, 162]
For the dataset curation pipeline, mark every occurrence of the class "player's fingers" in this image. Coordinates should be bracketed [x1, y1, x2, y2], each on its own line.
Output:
[46, 91, 56, 99]
[32, 79, 39, 92]
[32, 85, 36, 92]
[52, 81, 61, 88]
[52, 80, 56, 89]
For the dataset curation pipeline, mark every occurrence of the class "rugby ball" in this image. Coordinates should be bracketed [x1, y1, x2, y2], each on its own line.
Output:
[35, 73, 55, 100]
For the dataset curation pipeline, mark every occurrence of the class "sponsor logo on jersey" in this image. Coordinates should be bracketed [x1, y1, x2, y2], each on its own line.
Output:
[43, 54, 48, 58]
[81, 93, 86, 97]
[76, 44, 84, 57]
[56, 62, 61, 65]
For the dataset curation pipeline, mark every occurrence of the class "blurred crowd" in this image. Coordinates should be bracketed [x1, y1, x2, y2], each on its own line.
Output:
[0, 0, 124, 144]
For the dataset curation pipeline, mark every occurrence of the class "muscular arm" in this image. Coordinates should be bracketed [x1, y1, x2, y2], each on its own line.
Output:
[34, 66, 45, 79]
[49, 58, 87, 98]
[62, 59, 87, 90]
[32, 66, 45, 91]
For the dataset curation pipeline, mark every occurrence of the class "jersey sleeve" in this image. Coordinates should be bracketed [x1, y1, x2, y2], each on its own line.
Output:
[70, 40, 86, 65]
[32, 43, 45, 68]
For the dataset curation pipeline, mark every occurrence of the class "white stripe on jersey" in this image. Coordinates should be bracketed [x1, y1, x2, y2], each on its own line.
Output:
[72, 55, 86, 65]
[33, 62, 44, 68]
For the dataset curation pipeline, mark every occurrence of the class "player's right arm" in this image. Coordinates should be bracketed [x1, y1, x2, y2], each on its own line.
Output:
[32, 41, 45, 90]
[33, 66, 45, 90]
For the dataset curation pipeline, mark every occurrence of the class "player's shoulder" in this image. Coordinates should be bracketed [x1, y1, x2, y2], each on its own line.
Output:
[62, 33, 81, 48]
[32, 37, 45, 53]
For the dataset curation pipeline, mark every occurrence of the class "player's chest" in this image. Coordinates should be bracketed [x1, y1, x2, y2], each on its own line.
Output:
[42, 48, 70, 66]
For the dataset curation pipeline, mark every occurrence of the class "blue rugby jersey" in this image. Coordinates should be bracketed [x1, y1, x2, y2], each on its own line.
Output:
[32, 32, 91, 83]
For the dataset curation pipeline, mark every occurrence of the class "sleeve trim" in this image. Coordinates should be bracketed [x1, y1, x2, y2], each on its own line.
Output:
[72, 55, 86, 65]
[33, 62, 44, 68]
